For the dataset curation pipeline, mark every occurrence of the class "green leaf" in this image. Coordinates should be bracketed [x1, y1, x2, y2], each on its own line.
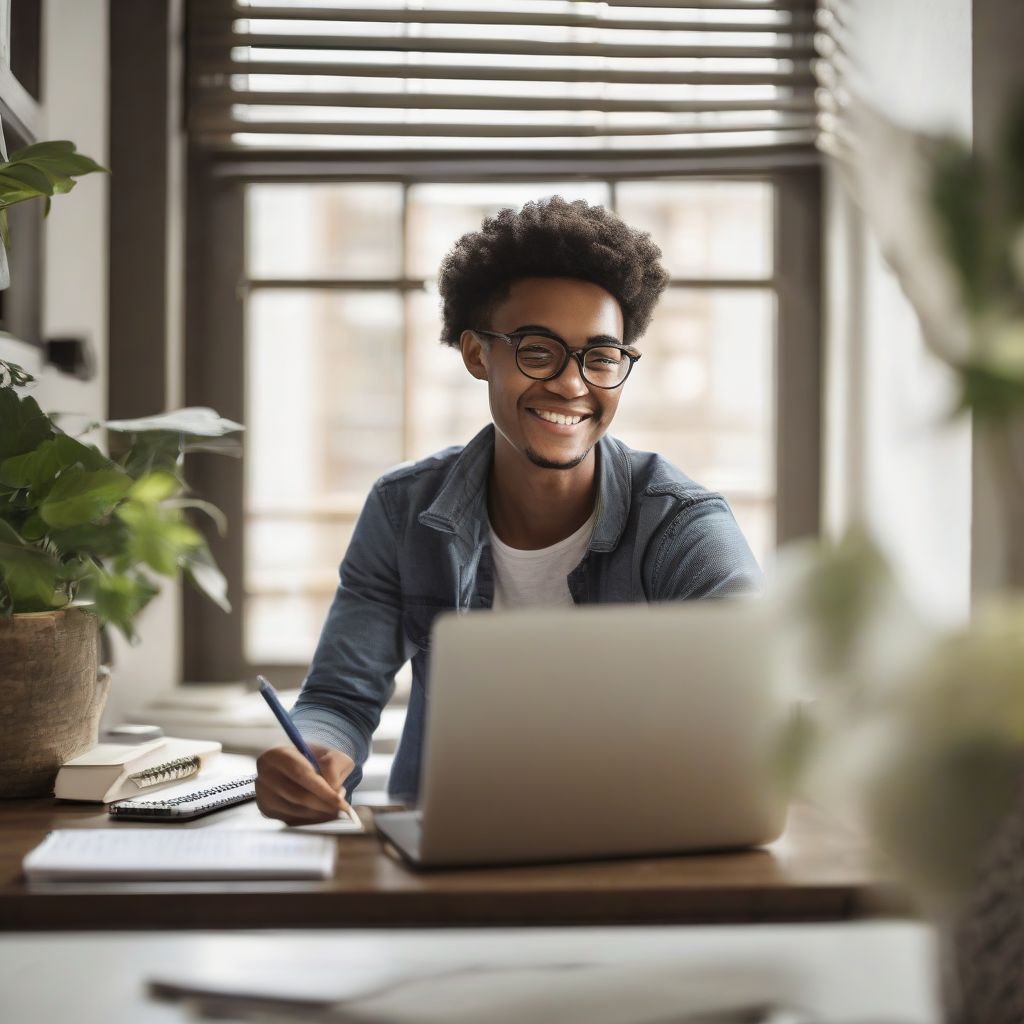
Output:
[116, 432, 186, 479]
[129, 471, 180, 504]
[116, 500, 203, 577]
[11, 140, 74, 158]
[0, 359, 36, 388]
[0, 388, 54, 462]
[0, 141, 105, 218]
[0, 433, 112, 496]
[84, 567, 160, 643]
[182, 541, 231, 613]
[46, 519, 130, 561]
[0, 175, 40, 205]
[0, 520, 64, 611]
[0, 163, 53, 195]
[998, 95, 1024, 223]
[957, 362, 1024, 420]
[162, 497, 228, 536]
[20, 513, 47, 542]
[0, 440, 64, 490]
[39, 466, 133, 529]
[10, 140, 106, 176]
[930, 144, 991, 314]
[54, 432, 114, 472]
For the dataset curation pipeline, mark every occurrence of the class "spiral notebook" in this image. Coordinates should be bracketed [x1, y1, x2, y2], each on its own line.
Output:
[54, 737, 222, 803]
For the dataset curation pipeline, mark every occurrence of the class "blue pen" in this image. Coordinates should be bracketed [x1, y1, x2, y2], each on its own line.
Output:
[257, 675, 321, 775]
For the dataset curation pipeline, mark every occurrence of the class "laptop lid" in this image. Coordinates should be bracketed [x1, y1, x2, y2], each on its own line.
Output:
[415, 601, 787, 867]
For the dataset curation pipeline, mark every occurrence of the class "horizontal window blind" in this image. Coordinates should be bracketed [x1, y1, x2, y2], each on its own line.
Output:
[187, 0, 819, 170]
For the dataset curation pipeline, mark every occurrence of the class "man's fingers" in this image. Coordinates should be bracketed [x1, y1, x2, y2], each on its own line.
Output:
[271, 751, 345, 805]
[256, 745, 355, 824]
[259, 766, 339, 816]
[311, 745, 354, 782]
[257, 788, 336, 825]
[318, 756, 355, 811]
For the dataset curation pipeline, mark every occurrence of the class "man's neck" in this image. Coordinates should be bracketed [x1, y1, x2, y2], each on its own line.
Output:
[487, 439, 597, 550]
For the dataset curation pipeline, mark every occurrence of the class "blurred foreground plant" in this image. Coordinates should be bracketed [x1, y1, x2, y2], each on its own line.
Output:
[773, 534, 1024, 907]
[789, 13, 1024, 924]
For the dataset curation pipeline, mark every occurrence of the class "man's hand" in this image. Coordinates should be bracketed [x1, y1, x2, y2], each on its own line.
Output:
[255, 742, 355, 825]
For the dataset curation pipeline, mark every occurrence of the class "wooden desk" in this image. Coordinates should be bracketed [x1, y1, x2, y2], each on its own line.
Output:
[0, 797, 902, 931]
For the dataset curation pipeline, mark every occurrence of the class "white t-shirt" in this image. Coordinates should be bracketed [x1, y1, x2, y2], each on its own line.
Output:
[489, 507, 597, 610]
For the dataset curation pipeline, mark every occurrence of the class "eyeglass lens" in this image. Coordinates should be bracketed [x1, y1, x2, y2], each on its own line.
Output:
[516, 335, 630, 387]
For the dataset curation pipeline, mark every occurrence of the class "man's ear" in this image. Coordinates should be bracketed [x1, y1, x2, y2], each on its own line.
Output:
[460, 330, 488, 381]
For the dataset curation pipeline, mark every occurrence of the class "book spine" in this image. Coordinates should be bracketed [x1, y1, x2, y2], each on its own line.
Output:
[128, 754, 202, 789]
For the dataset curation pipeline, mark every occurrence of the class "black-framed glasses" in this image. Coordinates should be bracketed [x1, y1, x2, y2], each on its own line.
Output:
[472, 329, 641, 389]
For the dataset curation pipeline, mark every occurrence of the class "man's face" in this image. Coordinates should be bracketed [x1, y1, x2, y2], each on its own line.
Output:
[461, 277, 627, 471]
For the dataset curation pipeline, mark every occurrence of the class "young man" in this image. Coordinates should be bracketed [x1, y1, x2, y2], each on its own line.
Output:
[255, 197, 761, 824]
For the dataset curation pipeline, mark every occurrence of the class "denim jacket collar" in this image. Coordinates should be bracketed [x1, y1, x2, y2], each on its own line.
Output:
[416, 423, 631, 554]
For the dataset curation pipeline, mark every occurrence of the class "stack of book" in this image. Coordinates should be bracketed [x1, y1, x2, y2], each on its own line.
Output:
[54, 736, 222, 803]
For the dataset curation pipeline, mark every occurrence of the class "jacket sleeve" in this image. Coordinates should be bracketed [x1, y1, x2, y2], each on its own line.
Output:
[290, 482, 407, 788]
[649, 494, 763, 600]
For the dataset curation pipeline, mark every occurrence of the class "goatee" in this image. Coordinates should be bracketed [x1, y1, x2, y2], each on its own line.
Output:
[525, 446, 592, 470]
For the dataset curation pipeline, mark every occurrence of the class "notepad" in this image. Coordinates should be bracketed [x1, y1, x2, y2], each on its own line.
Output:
[22, 830, 337, 881]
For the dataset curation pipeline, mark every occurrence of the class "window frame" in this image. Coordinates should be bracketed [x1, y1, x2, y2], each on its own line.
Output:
[184, 162, 821, 684]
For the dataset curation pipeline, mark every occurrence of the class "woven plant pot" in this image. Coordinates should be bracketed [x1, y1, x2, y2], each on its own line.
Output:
[0, 608, 110, 798]
[939, 778, 1024, 1024]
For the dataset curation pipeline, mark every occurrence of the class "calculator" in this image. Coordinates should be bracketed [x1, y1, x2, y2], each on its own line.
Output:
[109, 774, 258, 822]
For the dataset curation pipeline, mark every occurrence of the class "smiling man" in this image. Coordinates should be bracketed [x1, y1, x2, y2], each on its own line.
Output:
[255, 197, 762, 824]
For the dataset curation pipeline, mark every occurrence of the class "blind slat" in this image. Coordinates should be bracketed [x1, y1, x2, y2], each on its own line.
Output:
[220, 1, 815, 17]
[195, 90, 816, 114]
[198, 59, 814, 86]
[198, 117, 815, 138]
[223, 6, 813, 33]
[207, 138, 819, 163]
[217, 34, 815, 61]
[208, 146, 820, 179]
[604, 0, 813, 9]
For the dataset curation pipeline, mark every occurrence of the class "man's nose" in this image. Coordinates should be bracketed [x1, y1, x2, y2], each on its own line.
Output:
[544, 354, 589, 398]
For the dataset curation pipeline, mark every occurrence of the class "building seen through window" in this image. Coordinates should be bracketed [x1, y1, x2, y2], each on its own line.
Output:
[245, 182, 775, 664]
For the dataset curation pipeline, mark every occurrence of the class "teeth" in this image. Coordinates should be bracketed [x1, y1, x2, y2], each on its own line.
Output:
[534, 410, 583, 426]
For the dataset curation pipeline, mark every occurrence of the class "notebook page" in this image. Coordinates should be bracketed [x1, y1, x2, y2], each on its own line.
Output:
[286, 807, 364, 835]
[23, 829, 336, 881]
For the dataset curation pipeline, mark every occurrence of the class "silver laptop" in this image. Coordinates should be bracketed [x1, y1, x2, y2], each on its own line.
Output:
[375, 601, 788, 868]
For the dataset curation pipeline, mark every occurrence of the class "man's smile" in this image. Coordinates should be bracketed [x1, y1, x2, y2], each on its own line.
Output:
[526, 406, 594, 429]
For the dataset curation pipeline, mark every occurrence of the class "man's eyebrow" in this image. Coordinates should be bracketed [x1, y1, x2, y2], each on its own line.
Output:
[512, 324, 624, 346]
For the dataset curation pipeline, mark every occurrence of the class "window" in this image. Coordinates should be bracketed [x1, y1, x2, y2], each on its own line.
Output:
[182, 1, 821, 682]
[242, 180, 778, 665]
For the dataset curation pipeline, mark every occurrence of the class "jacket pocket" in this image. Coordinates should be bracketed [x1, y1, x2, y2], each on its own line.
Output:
[401, 597, 452, 651]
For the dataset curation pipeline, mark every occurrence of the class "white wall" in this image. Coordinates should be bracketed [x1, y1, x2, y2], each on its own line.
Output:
[36, 0, 107, 425]
[23, 0, 184, 725]
[822, 0, 974, 628]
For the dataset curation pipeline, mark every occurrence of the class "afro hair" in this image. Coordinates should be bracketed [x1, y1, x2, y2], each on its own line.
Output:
[437, 196, 670, 348]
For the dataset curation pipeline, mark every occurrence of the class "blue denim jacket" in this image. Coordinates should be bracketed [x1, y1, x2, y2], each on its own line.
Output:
[291, 424, 761, 801]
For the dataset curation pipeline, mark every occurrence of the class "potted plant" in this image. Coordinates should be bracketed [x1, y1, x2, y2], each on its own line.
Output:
[0, 362, 242, 797]
[0, 138, 242, 798]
